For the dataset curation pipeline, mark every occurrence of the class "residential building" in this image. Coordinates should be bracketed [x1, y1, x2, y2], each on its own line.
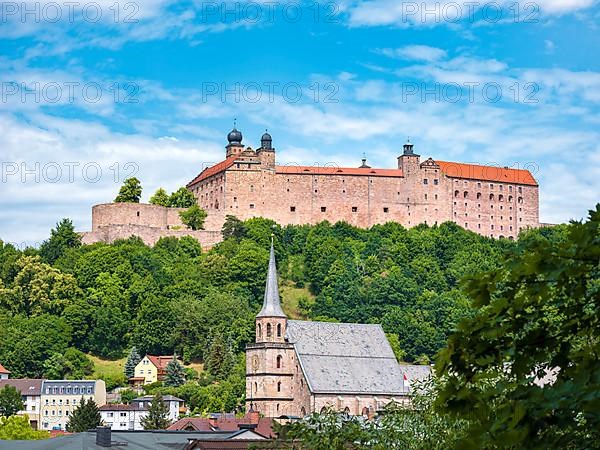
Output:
[0, 379, 43, 430]
[133, 355, 173, 385]
[40, 379, 107, 431]
[0, 363, 10, 380]
[99, 395, 185, 431]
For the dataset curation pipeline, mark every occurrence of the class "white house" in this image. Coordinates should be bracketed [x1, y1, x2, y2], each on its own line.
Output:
[100, 395, 186, 431]
[0, 363, 10, 380]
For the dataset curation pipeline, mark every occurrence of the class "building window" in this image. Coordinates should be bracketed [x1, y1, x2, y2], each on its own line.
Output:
[464, 191, 468, 198]
[519, 186, 523, 193]
[383, 207, 389, 213]
[454, 190, 459, 198]
[277, 355, 283, 369]
[250, 204, 255, 209]
[434, 179, 439, 185]
[277, 382, 281, 392]
[477, 192, 481, 199]
[434, 194, 438, 200]
[136, 211, 140, 217]
[266, 324, 272, 337]
[499, 195, 504, 202]
[509, 196, 513, 202]
[424, 194, 428, 200]
[257, 324, 262, 338]
[321, 207, 326, 212]
[352, 207, 358, 213]
[518, 197, 523, 204]
[423, 179, 428, 185]
[290, 206, 296, 212]
[277, 323, 282, 337]
[490, 194, 494, 201]
[490, 184, 494, 189]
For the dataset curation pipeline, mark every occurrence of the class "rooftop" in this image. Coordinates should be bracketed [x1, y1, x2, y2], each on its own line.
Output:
[0, 379, 43, 396]
[0, 363, 10, 374]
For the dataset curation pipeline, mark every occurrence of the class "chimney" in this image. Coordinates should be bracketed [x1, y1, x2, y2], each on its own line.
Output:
[96, 426, 112, 447]
[208, 415, 218, 428]
[246, 409, 260, 424]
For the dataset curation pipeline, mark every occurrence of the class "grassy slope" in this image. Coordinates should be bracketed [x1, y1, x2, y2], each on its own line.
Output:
[280, 283, 315, 320]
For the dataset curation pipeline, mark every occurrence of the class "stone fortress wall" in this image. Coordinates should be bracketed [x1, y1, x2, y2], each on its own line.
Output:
[81, 203, 224, 249]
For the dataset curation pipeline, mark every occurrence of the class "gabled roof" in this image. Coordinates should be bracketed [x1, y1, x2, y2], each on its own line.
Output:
[0, 379, 43, 396]
[0, 363, 10, 374]
[436, 161, 537, 186]
[168, 417, 275, 438]
[276, 165, 403, 177]
[146, 355, 174, 370]
[187, 155, 238, 186]
[285, 321, 407, 395]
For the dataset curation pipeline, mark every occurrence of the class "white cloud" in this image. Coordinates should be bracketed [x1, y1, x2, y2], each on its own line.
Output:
[377, 45, 448, 62]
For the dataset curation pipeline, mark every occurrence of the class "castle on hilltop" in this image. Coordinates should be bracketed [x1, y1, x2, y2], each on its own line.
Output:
[82, 126, 539, 247]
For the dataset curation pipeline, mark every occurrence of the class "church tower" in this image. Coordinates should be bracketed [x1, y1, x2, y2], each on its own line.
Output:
[246, 240, 296, 417]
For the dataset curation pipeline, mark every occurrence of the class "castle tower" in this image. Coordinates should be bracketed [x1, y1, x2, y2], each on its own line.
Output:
[225, 121, 244, 158]
[398, 138, 421, 177]
[257, 130, 275, 169]
[246, 240, 295, 417]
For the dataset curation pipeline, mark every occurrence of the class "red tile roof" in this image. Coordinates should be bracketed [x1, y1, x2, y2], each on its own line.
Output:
[276, 165, 403, 177]
[147, 355, 174, 370]
[436, 161, 537, 186]
[0, 379, 43, 396]
[0, 363, 9, 374]
[168, 416, 275, 438]
[187, 155, 238, 187]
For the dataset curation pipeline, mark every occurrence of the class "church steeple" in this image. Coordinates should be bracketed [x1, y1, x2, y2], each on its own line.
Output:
[257, 239, 286, 318]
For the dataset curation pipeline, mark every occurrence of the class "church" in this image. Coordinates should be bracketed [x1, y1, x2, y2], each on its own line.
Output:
[245, 241, 431, 417]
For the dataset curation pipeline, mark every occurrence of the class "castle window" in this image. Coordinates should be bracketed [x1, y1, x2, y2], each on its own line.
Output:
[321, 207, 326, 212]
[434, 194, 438, 200]
[290, 206, 296, 212]
[477, 182, 481, 188]
[434, 179, 439, 185]
[315, 189, 318, 193]
[520, 217, 523, 222]
[463, 191, 468, 198]
[234, 197, 237, 202]
[383, 207, 389, 213]
[277, 323, 282, 337]
[509, 186, 513, 192]
[277, 355, 283, 369]
[277, 382, 281, 392]
[499, 195, 504, 202]
[509, 196, 513, 202]
[478, 224, 481, 229]
[465, 223, 468, 228]
[352, 207, 358, 213]
[500, 185, 503, 191]
[247, 164, 251, 169]
[477, 192, 481, 199]
[519, 186, 523, 193]
[454, 190, 459, 198]
[267, 324, 272, 337]
[518, 197, 523, 204]
[490, 184, 494, 189]
[136, 211, 140, 217]
[465, 203, 467, 207]
[491, 225, 494, 230]
[510, 216, 513, 220]
[423, 179, 428, 185]
[250, 185, 254, 192]
[424, 194, 428, 200]
[250, 204, 255, 209]
[489, 194, 494, 201]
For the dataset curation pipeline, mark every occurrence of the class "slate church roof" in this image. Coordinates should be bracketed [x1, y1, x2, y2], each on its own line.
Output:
[285, 320, 408, 395]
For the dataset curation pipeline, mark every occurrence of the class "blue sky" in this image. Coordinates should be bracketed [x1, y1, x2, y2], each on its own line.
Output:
[1, 0, 599, 246]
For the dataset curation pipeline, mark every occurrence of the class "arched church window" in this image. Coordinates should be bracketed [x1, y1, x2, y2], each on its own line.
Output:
[277, 323, 282, 337]
[267, 324, 272, 337]
[361, 407, 369, 416]
[258, 324, 262, 338]
[301, 407, 306, 416]
[344, 407, 350, 415]
[277, 355, 283, 369]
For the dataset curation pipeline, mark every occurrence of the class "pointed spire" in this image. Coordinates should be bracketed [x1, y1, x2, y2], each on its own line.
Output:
[257, 237, 286, 318]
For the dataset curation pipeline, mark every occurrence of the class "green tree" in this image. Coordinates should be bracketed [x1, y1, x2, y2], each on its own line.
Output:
[205, 333, 236, 381]
[164, 356, 186, 387]
[39, 219, 81, 264]
[124, 346, 142, 379]
[140, 393, 171, 430]
[0, 415, 50, 440]
[0, 386, 24, 417]
[168, 187, 196, 208]
[149, 188, 170, 207]
[131, 296, 175, 355]
[179, 205, 207, 230]
[114, 177, 142, 203]
[436, 205, 600, 449]
[66, 397, 101, 432]
[221, 215, 247, 240]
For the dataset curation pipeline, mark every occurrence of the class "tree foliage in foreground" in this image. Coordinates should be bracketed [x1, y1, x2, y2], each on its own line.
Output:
[114, 177, 142, 203]
[66, 397, 102, 432]
[140, 393, 171, 430]
[0, 385, 24, 418]
[0, 415, 49, 440]
[436, 204, 600, 449]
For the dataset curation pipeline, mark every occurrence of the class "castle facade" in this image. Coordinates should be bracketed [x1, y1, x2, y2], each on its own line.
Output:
[188, 128, 539, 240]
